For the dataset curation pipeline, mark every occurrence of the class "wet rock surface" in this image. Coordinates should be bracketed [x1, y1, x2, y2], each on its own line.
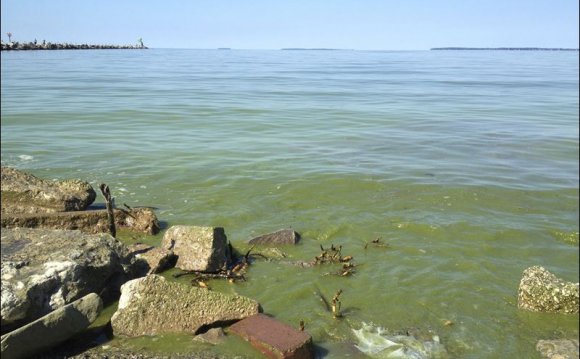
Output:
[111, 275, 260, 337]
[1, 207, 160, 235]
[1, 166, 96, 214]
[518, 266, 579, 314]
[161, 226, 228, 272]
[1, 293, 103, 359]
[1, 227, 132, 333]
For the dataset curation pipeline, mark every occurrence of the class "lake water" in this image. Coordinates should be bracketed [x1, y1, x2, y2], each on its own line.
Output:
[1, 49, 578, 358]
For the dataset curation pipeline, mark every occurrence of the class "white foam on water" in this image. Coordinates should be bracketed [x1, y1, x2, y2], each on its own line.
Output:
[352, 323, 448, 359]
[18, 154, 34, 161]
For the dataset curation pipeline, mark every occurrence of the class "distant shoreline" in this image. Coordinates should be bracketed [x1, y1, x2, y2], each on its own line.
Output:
[1, 41, 147, 51]
[431, 47, 578, 51]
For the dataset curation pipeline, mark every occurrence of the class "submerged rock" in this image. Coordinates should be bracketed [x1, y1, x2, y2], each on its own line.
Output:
[0, 293, 102, 359]
[0, 228, 132, 333]
[248, 228, 301, 246]
[161, 225, 227, 272]
[1, 166, 96, 214]
[110, 275, 260, 337]
[193, 327, 226, 345]
[517, 266, 579, 314]
[536, 339, 579, 359]
[1, 207, 160, 235]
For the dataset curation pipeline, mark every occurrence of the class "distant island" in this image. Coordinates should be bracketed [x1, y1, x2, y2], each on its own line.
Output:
[431, 47, 578, 51]
[1, 40, 147, 51]
[217, 48, 231, 50]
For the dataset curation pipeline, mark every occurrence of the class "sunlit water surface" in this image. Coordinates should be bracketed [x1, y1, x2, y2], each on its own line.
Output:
[1, 49, 578, 358]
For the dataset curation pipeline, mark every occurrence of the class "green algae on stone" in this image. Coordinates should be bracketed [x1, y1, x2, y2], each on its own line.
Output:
[518, 266, 579, 314]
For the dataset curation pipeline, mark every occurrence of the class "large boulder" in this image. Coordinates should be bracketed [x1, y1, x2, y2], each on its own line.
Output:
[1, 207, 160, 235]
[1, 293, 102, 359]
[111, 275, 260, 337]
[161, 225, 228, 272]
[1, 166, 96, 214]
[518, 266, 579, 314]
[1, 228, 132, 333]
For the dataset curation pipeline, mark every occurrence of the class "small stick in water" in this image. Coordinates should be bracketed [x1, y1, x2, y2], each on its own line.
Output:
[99, 183, 116, 238]
[331, 289, 343, 318]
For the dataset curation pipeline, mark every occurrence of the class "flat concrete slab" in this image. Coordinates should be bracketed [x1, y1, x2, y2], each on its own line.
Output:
[229, 314, 313, 359]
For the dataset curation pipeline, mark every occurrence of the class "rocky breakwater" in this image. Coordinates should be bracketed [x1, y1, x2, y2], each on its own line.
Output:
[1, 41, 147, 51]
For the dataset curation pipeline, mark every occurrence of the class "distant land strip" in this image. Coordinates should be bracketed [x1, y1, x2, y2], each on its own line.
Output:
[1, 41, 147, 51]
[431, 47, 578, 51]
[281, 48, 353, 51]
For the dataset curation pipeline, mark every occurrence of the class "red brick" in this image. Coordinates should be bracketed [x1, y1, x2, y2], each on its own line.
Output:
[229, 314, 314, 359]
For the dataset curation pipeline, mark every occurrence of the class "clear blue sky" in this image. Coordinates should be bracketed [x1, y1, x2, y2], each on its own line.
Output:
[1, 0, 578, 50]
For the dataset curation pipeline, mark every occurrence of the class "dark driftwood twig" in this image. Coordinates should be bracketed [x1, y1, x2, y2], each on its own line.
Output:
[99, 183, 116, 238]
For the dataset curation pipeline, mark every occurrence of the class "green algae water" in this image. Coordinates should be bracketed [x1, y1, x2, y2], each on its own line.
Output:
[1, 49, 578, 358]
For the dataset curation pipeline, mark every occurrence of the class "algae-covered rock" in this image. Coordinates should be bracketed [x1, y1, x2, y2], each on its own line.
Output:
[1, 228, 131, 333]
[111, 275, 260, 337]
[518, 266, 579, 314]
[0, 293, 102, 359]
[161, 225, 227, 272]
[1, 166, 96, 214]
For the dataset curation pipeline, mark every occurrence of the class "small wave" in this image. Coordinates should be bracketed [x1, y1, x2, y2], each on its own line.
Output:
[18, 154, 34, 161]
[352, 322, 448, 359]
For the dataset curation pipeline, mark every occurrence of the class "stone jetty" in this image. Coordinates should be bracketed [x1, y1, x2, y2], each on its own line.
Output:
[1, 41, 147, 51]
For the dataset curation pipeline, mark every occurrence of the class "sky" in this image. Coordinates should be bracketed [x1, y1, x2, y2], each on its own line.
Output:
[1, 0, 578, 50]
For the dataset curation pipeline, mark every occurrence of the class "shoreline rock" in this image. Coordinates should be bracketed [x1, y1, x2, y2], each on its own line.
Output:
[1, 166, 96, 214]
[161, 226, 228, 272]
[110, 275, 260, 337]
[0, 293, 103, 359]
[517, 266, 579, 314]
[248, 229, 301, 246]
[1, 207, 160, 235]
[1, 227, 134, 333]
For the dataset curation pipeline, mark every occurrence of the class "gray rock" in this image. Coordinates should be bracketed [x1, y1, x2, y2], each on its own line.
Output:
[536, 339, 579, 359]
[110, 275, 260, 337]
[1, 207, 160, 235]
[193, 327, 226, 345]
[161, 226, 227, 272]
[1, 228, 132, 333]
[127, 244, 176, 275]
[518, 266, 579, 314]
[1, 166, 96, 214]
[1, 293, 102, 359]
[248, 229, 300, 246]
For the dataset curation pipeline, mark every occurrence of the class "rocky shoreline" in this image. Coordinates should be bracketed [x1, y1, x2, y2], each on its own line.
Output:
[1, 41, 147, 51]
[0, 167, 578, 359]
